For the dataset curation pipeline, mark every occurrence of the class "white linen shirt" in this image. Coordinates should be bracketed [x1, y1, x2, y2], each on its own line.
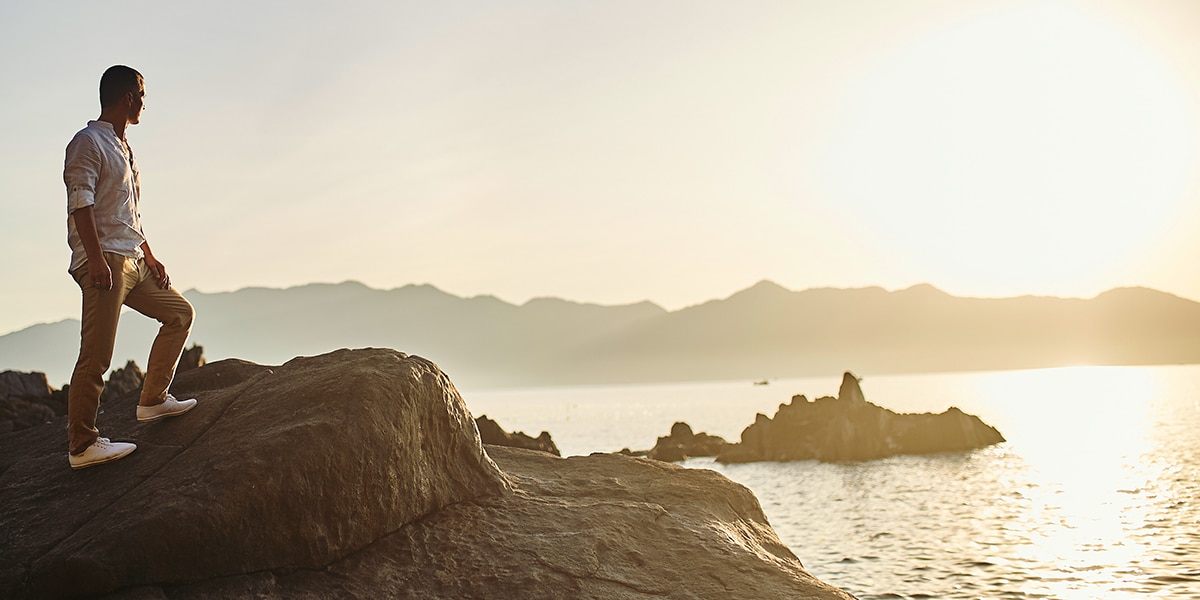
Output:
[63, 120, 146, 272]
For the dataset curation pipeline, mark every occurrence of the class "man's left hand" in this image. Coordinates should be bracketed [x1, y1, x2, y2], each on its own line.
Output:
[146, 256, 171, 289]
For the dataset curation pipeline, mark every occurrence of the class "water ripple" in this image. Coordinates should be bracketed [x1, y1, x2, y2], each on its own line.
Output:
[686, 366, 1200, 598]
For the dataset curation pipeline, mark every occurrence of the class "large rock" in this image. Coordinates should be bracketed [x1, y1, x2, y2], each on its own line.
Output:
[1, 348, 510, 599]
[0, 370, 57, 433]
[718, 372, 1004, 463]
[0, 370, 54, 401]
[89, 446, 855, 599]
[0, 348, 853, 599]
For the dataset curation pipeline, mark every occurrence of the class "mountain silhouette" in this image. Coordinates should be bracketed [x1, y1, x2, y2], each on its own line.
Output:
[3, 280, 1199, 388]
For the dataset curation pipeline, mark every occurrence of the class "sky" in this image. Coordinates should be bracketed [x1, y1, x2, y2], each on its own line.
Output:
[2, 0, 1199, 336]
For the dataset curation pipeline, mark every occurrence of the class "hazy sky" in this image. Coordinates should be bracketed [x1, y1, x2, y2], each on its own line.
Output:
[2, 0, 1199, 336]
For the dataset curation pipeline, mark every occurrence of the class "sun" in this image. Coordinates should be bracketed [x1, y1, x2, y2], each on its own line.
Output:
[824, 2, 1197, 298]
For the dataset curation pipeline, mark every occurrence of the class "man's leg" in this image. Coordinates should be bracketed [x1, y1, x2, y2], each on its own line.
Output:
[123, 258, 194, 406]
[67, 253, 136, 455]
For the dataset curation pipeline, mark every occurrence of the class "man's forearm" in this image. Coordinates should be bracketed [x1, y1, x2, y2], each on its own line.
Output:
[72, 206, 105, 264]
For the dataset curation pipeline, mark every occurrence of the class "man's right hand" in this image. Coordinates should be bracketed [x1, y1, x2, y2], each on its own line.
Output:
[71, 205, 112, 290]
[88, 258, 113, 290]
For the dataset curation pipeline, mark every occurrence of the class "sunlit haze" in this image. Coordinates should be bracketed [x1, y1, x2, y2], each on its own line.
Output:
[2, 0, 1199, 336]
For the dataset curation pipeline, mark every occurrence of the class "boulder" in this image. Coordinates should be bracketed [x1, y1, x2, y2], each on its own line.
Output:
[177, 344, 206, 374]
[99, 360, 144, 403]
[646, 421, 728, 462]
[0, 370, 53, 402]
[0, 371, 59, 432]
[475, 414, 561, 456]
[0, 348, 853, 599]
[0, 348, 510, 599]
[718, 372, 1005, 463]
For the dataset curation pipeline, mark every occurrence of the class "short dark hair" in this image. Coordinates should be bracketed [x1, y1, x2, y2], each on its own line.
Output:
[99, 65, 143, 108]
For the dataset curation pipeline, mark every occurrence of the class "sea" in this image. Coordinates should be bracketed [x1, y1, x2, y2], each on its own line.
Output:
[461, 365, 1200, 599]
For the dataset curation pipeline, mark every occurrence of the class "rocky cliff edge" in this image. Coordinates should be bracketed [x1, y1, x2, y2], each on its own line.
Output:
[0, 348, 853, 599]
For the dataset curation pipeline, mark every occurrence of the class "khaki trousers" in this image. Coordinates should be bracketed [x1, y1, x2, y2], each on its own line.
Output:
[68, 252, 195, 454]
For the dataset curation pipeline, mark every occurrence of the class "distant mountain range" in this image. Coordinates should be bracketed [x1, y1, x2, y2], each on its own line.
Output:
[4, 280, 1200, 389]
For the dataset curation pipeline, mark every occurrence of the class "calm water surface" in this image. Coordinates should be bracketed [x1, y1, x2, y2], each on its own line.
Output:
[463, 366, 1200, 599]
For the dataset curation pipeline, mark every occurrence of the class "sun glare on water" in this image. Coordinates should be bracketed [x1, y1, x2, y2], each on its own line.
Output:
[972, 366, 1165, 597]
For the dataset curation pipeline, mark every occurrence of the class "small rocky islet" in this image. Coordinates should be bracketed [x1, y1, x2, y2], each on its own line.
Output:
[636, 372, 1005, 463]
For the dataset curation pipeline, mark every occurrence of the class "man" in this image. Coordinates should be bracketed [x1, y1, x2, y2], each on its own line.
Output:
[63, 65, 197, 470]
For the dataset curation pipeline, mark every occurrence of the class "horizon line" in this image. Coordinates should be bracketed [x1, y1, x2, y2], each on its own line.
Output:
[2, 279, 1191, 338]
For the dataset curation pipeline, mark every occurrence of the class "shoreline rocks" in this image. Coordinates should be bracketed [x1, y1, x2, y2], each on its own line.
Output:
[718, 372, 1005, 463]
[0, 370, 60, 434]
[0, 344, 207, 434]
[475, 414, 561, 456]
[0, 348, 853, 599]
[645, 421, 728, 462]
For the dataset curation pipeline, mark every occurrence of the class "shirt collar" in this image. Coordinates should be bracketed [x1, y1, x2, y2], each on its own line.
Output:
[86, 120, 124, 141]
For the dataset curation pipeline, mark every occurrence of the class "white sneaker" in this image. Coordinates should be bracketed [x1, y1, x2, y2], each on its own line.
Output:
[69, 437, 136, 470]
[137, 393, 198, 422]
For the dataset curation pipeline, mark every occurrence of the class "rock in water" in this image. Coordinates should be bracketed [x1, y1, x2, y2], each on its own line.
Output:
[718, 372, 1005, 463]
[647, 421, 728, 462]
[0, 348, 854, 599]
[475, 414, 561, 456]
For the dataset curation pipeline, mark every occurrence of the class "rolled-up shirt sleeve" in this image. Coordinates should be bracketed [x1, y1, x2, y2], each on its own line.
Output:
[64, 134, 100, 213]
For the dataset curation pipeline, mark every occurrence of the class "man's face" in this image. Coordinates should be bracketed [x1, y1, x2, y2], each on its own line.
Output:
[127, 84, 145, 125]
